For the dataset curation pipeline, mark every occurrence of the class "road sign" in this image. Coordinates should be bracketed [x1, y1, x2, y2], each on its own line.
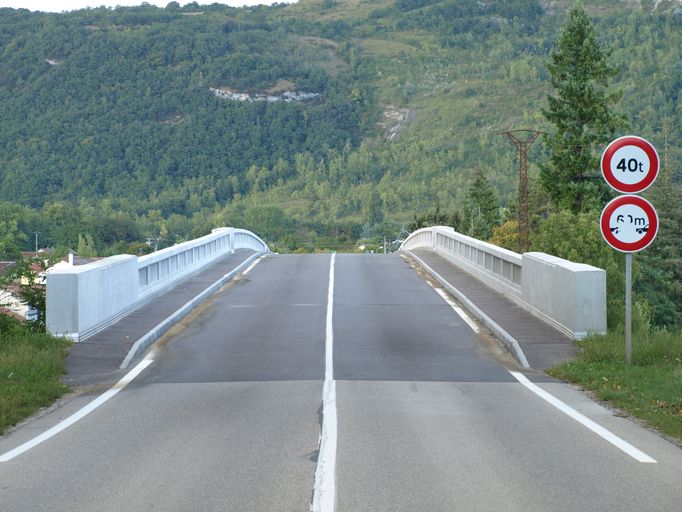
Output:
[26, 306, 38, 322]
[601, 136, 659, 193]
[600, 195, 658, 253]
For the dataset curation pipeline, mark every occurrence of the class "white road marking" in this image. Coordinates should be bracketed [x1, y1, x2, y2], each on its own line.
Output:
[510, 371, 657, 464]
[435, 288, 480, 333]
[0, 358, 154, 463]
[312, 253, 337, 512]
[325, 254, 335, 384]
[242, 256, 264, 275]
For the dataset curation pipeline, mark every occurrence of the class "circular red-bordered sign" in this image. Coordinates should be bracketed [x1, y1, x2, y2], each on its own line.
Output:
[600, 195, 658, 253]
[601, 136, 659, 193]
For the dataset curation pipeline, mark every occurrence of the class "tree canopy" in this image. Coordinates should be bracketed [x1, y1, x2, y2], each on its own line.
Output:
[541, 1, 628, 212]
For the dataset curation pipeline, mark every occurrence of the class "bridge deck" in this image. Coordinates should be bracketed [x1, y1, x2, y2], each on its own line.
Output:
[62, 250, 255, 388]
[63, 248, 575, 389]
[410, 249, 577, 370]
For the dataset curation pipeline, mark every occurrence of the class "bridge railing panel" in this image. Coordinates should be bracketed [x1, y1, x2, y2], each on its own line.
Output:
[400, 226, 606, 339]
[46, 227, 268, 341]
[139, 228, 231, 298]
[404, 226, 523, 299]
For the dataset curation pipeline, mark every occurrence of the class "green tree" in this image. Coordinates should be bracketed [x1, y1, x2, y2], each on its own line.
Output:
[0, 255, 55, 331]
[43, 202, 82, 249]
[541, 1, 627, 212]
[462, 170, 500, 240]
[363, 188, 384, 226]
[489, 219, 519, 252]
[408, 199, 462, 232]
[244, 205, 288, 242]
[77, 234, 98, 257]
[0, 219, 23, 260]
[532, 209, 652, 329]
[637, 168, 682, 326]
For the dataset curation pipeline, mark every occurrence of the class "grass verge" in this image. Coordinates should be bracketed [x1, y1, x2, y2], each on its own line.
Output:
[0, 316, 71, 435]
[549, 328, 682, 441]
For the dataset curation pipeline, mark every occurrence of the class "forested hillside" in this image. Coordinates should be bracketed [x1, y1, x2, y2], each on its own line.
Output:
[0, 3, 374, 211]
[0, 1, 680, 324]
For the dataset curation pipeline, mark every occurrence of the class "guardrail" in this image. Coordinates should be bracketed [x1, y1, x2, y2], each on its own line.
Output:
[46, 228, 269, 341]
[401, 226, 606, 339]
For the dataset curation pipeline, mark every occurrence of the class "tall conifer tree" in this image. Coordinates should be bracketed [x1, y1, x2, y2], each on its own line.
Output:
[541, 1, 627, 212]
[463, 169, 500, 240]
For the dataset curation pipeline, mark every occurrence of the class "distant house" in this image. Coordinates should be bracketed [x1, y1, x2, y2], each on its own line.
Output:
[17, 250, 102, 286]
[1, 261, 24, 319]
[0, 261, 13, 276]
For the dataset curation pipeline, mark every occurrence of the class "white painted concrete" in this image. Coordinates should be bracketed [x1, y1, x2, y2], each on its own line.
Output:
[46, 255, 139, 340]
[46, 227, 269, 341]
[401, 226, 606, 339]
[522, 252, 607, 338]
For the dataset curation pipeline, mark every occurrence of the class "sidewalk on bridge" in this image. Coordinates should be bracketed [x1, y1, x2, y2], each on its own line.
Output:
[407, 249, 577, 371]
[62, 250, 258, 388]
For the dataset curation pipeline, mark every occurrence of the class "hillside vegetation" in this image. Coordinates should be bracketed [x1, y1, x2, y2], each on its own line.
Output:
[0, 0, 680, 326]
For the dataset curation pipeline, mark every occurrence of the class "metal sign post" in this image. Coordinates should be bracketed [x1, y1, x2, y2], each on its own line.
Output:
[600, 136, 660, 365]
[625, 253, 632, 365]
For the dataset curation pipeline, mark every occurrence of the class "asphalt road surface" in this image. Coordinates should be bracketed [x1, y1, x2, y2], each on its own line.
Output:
[1, 253, 681, 511]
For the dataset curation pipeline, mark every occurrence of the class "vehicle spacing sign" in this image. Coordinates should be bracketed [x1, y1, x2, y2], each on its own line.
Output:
[600, 195, 658, 253]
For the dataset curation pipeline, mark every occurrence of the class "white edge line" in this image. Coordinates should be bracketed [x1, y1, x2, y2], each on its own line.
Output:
[435, 288, 481, 333]
[435, 289, 449, 300]
[406, 251, 530, 369]
[120, 252, 266, 369]
[510, 371, 657, 464]
[312, 253, 337, 512]
[452, 306, 480, 333]
[242, 256, 264, 275]
[324, 253, 335, 382]
[0, 358, 154, 463]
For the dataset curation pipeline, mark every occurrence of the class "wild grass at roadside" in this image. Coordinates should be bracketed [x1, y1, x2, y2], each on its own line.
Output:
[549, 328, 682, 441]
[0, 317, 71, 435]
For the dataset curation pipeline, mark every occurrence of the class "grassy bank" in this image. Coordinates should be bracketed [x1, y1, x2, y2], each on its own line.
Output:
[549, 328, 682, 441]
[0, 317, 71, 435]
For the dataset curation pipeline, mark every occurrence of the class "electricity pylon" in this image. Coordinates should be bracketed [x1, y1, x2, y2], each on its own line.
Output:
[503, 130, 542, 253]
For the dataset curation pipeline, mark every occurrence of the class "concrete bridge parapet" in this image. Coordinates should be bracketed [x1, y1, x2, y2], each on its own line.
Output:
[401, 226, 606, 339]
[46, 227, 268, 341]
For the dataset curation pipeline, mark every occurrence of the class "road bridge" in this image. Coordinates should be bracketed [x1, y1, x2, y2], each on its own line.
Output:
[1, 227, 680, 511]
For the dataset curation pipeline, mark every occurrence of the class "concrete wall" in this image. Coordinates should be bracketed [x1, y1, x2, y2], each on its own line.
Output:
[401, 226, 606, 339]
[522, 253, 607, 339]
[47, 227, 269, 341]
[46, 255, 139, 341]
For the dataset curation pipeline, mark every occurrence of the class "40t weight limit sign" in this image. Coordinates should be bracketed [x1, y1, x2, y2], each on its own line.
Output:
[600, 195, 658, 253]
[601, 135, 659, 194]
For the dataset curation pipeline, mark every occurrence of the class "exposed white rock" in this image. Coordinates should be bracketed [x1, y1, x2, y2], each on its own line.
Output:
[210, 87, 320, 103]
